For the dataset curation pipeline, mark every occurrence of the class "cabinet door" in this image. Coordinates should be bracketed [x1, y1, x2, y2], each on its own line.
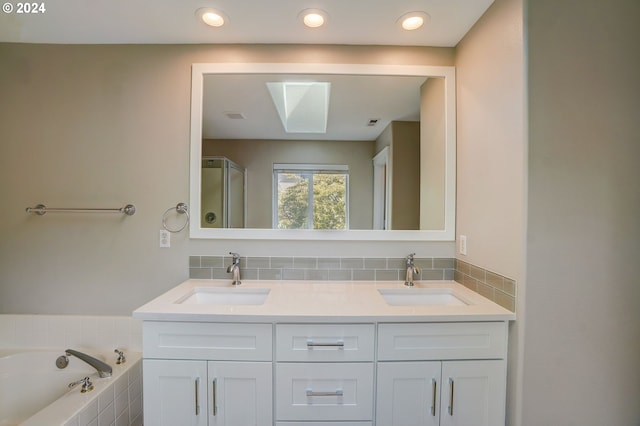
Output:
[208, 361, 273, 426]
[376, 361, 441, 426]
[143, 359, 207, 426]
[439, 360, 506, 426]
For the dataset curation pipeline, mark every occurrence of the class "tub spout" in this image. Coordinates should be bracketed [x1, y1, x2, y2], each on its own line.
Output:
[65, 349, 112, 378]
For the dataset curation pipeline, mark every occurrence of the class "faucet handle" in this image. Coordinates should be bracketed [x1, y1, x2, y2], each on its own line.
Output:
[229, 252, 240, 263]
[114, 349, 126, 364]
[69, 377, 94, 393]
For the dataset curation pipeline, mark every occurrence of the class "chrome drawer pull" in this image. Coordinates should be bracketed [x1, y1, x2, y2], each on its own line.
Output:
[306, 389, 344, 397]
[448, 377, 454, 415]
[212, 378, 218, 416]
[306, 340, 344, 349]
[431, 378, 437, 416]
[194, 378, 200, 416]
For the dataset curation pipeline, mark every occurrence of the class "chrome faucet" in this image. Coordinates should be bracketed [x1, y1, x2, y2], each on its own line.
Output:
[227, 252, 242, 286]
[114, 349, 126, 364]
[64, 349, 112, 378]
[404, 253, 421, 286]
[69, 376, 94, 393]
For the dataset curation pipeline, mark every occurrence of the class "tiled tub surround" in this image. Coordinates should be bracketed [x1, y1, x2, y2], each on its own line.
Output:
[190, 255, 455, 281]
[454, 259, 517, 312]
[0, 315, 143, 426]
[11, 351, 142, 426]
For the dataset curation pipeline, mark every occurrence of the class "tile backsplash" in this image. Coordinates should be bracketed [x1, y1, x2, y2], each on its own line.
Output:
[189, 255, 455, 282]
[454, 259, 516, 312]
[189, 255, 517, 313]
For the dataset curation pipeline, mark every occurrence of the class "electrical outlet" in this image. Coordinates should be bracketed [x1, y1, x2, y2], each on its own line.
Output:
[159, 230, 170, 248]
[459, 235, 467, 255]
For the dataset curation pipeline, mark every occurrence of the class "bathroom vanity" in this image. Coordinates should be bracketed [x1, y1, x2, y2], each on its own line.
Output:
[134, 280, 514, 426]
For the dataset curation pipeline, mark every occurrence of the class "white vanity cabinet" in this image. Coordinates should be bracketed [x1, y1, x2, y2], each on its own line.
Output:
[136, 279, 515, 426]
[376, 322, 508, 426]
[142, 321, 273, 426]
[141, 320, 509, 426]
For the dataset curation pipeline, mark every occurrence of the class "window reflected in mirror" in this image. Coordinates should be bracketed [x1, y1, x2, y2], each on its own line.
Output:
[273, 164, 349, 230]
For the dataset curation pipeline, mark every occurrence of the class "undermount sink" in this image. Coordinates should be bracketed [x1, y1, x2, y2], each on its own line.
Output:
[378, 288, 469, 306]
[177, 287, 270, 305]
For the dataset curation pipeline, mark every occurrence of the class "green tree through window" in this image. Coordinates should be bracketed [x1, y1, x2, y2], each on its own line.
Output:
[275, 169, 348, 230]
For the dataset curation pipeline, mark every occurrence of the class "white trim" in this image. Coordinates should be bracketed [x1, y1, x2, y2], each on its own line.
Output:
[273, 163, 349, 172]
[372, 147, 390, 230]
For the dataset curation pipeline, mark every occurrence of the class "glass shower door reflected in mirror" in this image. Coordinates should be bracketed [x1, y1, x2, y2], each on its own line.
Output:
[201, 157, 246, 228]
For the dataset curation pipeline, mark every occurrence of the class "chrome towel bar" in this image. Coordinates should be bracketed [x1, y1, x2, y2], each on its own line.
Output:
[26, 203, 136, 216]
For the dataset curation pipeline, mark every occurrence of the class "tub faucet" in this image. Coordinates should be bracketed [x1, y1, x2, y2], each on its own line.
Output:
[114, 349, 126, 364]
[404, 253, 421, 287]
[65, 349, 112, 378]
[227, 252, 242, 286]
[69, 376, 94, 393]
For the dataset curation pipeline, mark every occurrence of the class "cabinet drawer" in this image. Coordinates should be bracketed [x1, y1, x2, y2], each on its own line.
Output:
[276, 324, 375, 362]
[143, 321, 272, 361]
[377, 322, 507, 361]
[276, 363, 374, 421]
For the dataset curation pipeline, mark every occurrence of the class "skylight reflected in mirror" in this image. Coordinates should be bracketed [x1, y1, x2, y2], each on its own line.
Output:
[266, 82, 331, 133]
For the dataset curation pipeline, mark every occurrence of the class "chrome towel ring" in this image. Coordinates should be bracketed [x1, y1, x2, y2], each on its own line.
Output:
[162, 202, 189, 233]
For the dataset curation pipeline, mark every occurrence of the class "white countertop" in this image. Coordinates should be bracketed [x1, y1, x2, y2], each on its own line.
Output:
[133, 279, 515, 323]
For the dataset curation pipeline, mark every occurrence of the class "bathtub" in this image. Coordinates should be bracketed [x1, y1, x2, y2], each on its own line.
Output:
[0, 349, 142, 426]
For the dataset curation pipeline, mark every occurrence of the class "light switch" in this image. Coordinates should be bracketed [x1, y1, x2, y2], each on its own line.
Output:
[459, 235, 467, 255]
[159, 230, 170, 248]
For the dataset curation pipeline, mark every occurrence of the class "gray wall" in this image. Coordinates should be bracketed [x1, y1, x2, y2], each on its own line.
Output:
[374, 121, 421, 230]
[523, 0, 640, 424]
[454, 0, 526, 423]
[455, 0, 640, 423]
[0, 43, 456, 315]
[420, 77, 446, 230]
[389, 122, 421, 230]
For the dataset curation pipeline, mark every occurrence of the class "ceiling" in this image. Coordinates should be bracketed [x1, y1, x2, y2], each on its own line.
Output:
[0, 0, 493, 46]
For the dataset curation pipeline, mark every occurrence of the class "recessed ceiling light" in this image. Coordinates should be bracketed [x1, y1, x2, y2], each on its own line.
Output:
[299, 9, 328, 28]
[398, 11, 430, 31]
[196, 8, 228, 28]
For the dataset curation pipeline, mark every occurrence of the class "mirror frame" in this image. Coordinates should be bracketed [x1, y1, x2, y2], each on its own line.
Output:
[189, 62, 456, 241]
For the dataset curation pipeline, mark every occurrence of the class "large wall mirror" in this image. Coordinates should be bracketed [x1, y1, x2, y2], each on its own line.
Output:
[189, 63, 455, 240]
